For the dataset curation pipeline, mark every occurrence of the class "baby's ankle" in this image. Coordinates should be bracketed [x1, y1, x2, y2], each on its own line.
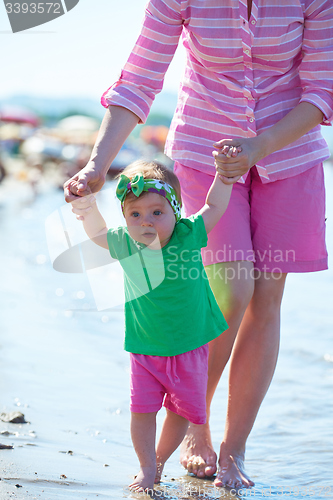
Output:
[129, 466, 156, 492]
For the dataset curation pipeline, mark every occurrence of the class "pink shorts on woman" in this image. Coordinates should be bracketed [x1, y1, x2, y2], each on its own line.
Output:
[174, 162, 328, 274]
[129, 344, 209, 425]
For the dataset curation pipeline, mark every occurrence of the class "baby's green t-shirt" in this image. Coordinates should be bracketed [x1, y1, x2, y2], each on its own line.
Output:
[107, 213, 228, 356]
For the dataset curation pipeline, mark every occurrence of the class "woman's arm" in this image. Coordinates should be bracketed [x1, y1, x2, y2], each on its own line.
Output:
[64, 1, 184, 202]
[213, 102, 325, 183]
[214, 0, 333, 183]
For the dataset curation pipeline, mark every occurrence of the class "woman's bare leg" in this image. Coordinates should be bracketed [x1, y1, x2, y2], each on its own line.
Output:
[180, 262, 286, 488]
[129, 411, 157, 492]
[214, 271, 287, 489]
[180, 262, 255, 478]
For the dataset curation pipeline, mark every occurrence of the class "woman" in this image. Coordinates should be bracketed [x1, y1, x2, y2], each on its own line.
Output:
[64, 0, 333, 489]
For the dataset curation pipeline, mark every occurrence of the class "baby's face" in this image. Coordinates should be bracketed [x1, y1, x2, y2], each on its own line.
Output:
[123, 192, 176, 248]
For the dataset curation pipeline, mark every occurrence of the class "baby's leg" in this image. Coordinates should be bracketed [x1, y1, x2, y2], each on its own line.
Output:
[129, 411, 157, 493]
[155, 409, 189, 483]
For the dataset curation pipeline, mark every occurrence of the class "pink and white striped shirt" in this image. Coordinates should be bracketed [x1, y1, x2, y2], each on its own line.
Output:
[101, 0, 333, 182]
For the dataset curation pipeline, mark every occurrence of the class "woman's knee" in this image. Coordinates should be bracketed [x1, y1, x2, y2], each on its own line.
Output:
[205, 261, 255, 317]
[250, 272, 287, 321]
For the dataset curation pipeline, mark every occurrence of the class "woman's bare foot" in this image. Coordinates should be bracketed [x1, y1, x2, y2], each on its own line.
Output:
[129, 466, 156, 493]
[214, 446, 254, 489]
[179, 423, 217, 478]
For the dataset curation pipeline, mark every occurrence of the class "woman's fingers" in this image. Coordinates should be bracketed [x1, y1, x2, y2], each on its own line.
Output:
[64, 179, 79, 202]
[213, 136, 262, 177]
[64, 182, 92, 202]
[213, 138, 241, 149]
[63, 162, 105, 203]
[213, 145, 251, 178]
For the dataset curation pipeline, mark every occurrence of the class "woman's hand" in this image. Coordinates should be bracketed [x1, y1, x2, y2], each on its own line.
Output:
[63, 161, 107, 203]
[212, 136, 267, 184]
[70, 194, 97, 221]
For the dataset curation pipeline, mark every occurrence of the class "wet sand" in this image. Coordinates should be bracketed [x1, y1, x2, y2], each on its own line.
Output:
[1, 168, 333, 500]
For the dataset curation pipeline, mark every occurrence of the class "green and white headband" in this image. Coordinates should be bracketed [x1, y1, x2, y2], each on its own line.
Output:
[116, 173, 182, 222]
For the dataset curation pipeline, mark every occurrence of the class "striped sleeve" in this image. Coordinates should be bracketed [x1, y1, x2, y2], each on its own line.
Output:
[299, 0, 333, 124]
[101, 0, 183, 123]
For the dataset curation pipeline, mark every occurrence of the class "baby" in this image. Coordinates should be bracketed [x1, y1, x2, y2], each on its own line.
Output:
[70, 159, 232, 493]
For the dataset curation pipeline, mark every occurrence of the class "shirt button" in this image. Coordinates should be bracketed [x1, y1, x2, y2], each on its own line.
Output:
[249, 117, 254, 122]
[245, 49, 250, 56]
[251, 20, 256, 25]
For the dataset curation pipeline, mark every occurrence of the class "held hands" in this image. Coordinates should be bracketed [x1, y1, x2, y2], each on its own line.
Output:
[63, 161, 106, 203]
[70, 194, 96, 221]
[213, 136, 266, 184]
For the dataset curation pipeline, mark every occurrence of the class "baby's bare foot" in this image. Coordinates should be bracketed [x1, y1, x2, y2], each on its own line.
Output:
[214, 452, 254, 490]
[129, 467, 156, 493]
[180, 423, 217, 478]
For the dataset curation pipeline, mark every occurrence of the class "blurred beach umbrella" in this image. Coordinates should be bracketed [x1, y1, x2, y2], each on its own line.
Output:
[57, 115, 99, 132]
[55, 115, 99, 144]
[0, 105, 39, 127]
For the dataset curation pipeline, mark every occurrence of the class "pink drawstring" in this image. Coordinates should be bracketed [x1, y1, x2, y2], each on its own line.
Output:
[166, 356, 180, 386]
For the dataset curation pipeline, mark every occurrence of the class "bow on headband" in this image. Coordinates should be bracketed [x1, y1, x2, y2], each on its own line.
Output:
[116, 173, 182, 221]
[116, 174, 145, 202]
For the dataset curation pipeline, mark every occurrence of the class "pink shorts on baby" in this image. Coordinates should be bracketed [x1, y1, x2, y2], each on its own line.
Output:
[129, 344, 209, 425]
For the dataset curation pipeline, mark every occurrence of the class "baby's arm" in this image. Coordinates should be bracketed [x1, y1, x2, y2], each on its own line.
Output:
[198, 173, 233, 234]
[71, 194, 108, 249]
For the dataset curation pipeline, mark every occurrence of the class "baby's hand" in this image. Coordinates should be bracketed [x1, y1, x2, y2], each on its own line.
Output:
[71, 194, 96, 221]
[221, 145, 242, 158]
